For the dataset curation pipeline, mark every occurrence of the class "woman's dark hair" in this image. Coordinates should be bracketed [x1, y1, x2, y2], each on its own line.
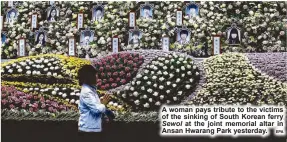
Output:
[95, 7, 103, 12]
[48, 8, 57, 21]
[132, 31, 140, 36]
[78, 65, 97, 86]
[180, 30, 188, 35]
[143, 5, 151, 10]
[36, 32, 45, 45]
[84, 31, 91, 37]
[228, 28, 240, 44]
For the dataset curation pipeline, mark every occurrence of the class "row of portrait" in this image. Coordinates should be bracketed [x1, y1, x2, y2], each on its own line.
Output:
[1, 26, 241, 47]
[3, 2, 201, 26]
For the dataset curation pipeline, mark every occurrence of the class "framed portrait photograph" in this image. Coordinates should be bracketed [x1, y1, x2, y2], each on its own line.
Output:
[176, 28, 191, 45]
[128, 12, 136, 28]
[46, 6, 60, 22]
[140, 4, 153, 19]
[8, 1, 14, 7]
[68, 37, 76, 56]
[212, 35, 221, 55]
[92, 5, 104, 21]
[185, 3, 200, 19]
[128, 30, 142, 45]
[35, 28, 47, 46]
[18, 38, 26, 57]
[79, 29, 95, 46]
[6, 8, 19, 25]
[1, 31, 7, 45]
[226, 24, 241, 45]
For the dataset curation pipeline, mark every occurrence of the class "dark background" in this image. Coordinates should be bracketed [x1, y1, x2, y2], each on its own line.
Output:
[2, 120, 286, 142]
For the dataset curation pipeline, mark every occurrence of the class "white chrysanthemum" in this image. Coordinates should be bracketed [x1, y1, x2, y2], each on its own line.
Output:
[76, 93, 80, 96]
[131, 81, 135, 85]
[153, 83, 158, 88]
[155, 101, 161, 106]
[130, 87, 134, 91]
[176, 69, 180, 73]
[181, 74, 185, 77]
[172, 84, 177, 88]
[75, 100, 80, 105]
[196, 72, 199, 76]
[113, 103, 118, 107]
[124, 86, 130, 90]
[70, 99, 75, 103]
[187, 65, 191, 69]
[176, 78, 181, 83]
[144, 69, 149, 74]
[163, 66, 168, 70]
[160, 95, 164, 100]
[164, 60, 169, 64]
[134, 100, 140, 105]
[185, 84, 191, 89]
[176, 61, 181, 65]
[44, 68, 48, 72]
[143, 95, 147, 99]
[150, 71, 155, 74]
[183, 60, 187, 64]
[52, 91, 56, 95]
[122, 94, 126, 98]
[62, 93, 67, 98]
[159, 77, 165, 81]
[144, 103, 150, 108]
[12, 63, 16, 67]
[136, 74, 142, 78]
[189, 78, 193, 83]
[153, 92, 158, 96]
[143, 76, 148, 80]
[109, 102, 114, 105]
[141, 86, 145, 91]
[136, 81, 141, 85]
[193, 66, 197, 69]
[166, 90, 171, 94]
[159, 85, 164, 89]
[187, 71, 192, 75]
[173, 97, 177, 101]
[53, 73, 57, 76]
[157, 71, 162, 75]
[177, 91, 182, 96]
[170, 65, 174, 69]
[167, 100, 171, 104]
[152, 76, 157, 80]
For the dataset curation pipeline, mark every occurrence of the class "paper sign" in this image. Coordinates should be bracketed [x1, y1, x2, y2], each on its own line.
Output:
[112, 37, 119, 53]
[162, 37, 169, 51]
[129, 12, 136, 28]
[18, 39, 25, 57]
[176, 11, 183, 26]
[77, 13, 83, 29]
[68, 38, 75, 56]
[31, 14, 37, 29]
[213, 36, 220, 55]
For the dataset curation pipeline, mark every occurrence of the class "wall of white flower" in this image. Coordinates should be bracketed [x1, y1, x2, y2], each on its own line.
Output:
[1, 1, 286, 59]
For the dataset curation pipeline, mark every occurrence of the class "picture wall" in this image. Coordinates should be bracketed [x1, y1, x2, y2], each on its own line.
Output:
[1, 1, 286, 59]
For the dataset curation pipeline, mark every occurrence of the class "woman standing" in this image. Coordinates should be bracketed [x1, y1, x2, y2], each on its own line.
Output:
[77, 65, 112, 141]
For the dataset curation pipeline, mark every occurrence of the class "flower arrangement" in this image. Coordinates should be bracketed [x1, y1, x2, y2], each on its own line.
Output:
[188, 53, 287, 106]
[1, 85, 76, 113]
[246, 52, 287, 82]
[1, 1, 286, 59]
[93, 52, 144, 90]
[116, 52, 200, 111]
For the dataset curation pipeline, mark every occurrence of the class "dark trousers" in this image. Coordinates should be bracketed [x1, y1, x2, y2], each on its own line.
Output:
[77, 131, 105, 142]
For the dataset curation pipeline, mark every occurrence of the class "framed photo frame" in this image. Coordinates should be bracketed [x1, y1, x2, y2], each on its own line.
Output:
[175, 27, 191, 45]
[139, 3, 154, 19]
[46, 5, 60, 22]
[128, 29, 142, 45]
[6, 8, 19, 25]
[212, 35, 221, 55]
[18, 38, 26, 57]
[79, 28, 95, 46]
[176, 10, 183, 27]
[162, 36, 170, 52]
[34, 27, 48, 46]
[128, 11, 136, 28]
[77, 13, 84, 29]
[68, 37, 76, 56]
[31, 14, 38, 29]
[91, 5, 105, 22]
[112, 35, 119, 53]
[185, 2, 200, 19]
[225, 23, 242, 45]
[1, 31, 7, 45]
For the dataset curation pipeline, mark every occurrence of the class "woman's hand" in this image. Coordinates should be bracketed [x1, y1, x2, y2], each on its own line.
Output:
[101, 94, 111, 105]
